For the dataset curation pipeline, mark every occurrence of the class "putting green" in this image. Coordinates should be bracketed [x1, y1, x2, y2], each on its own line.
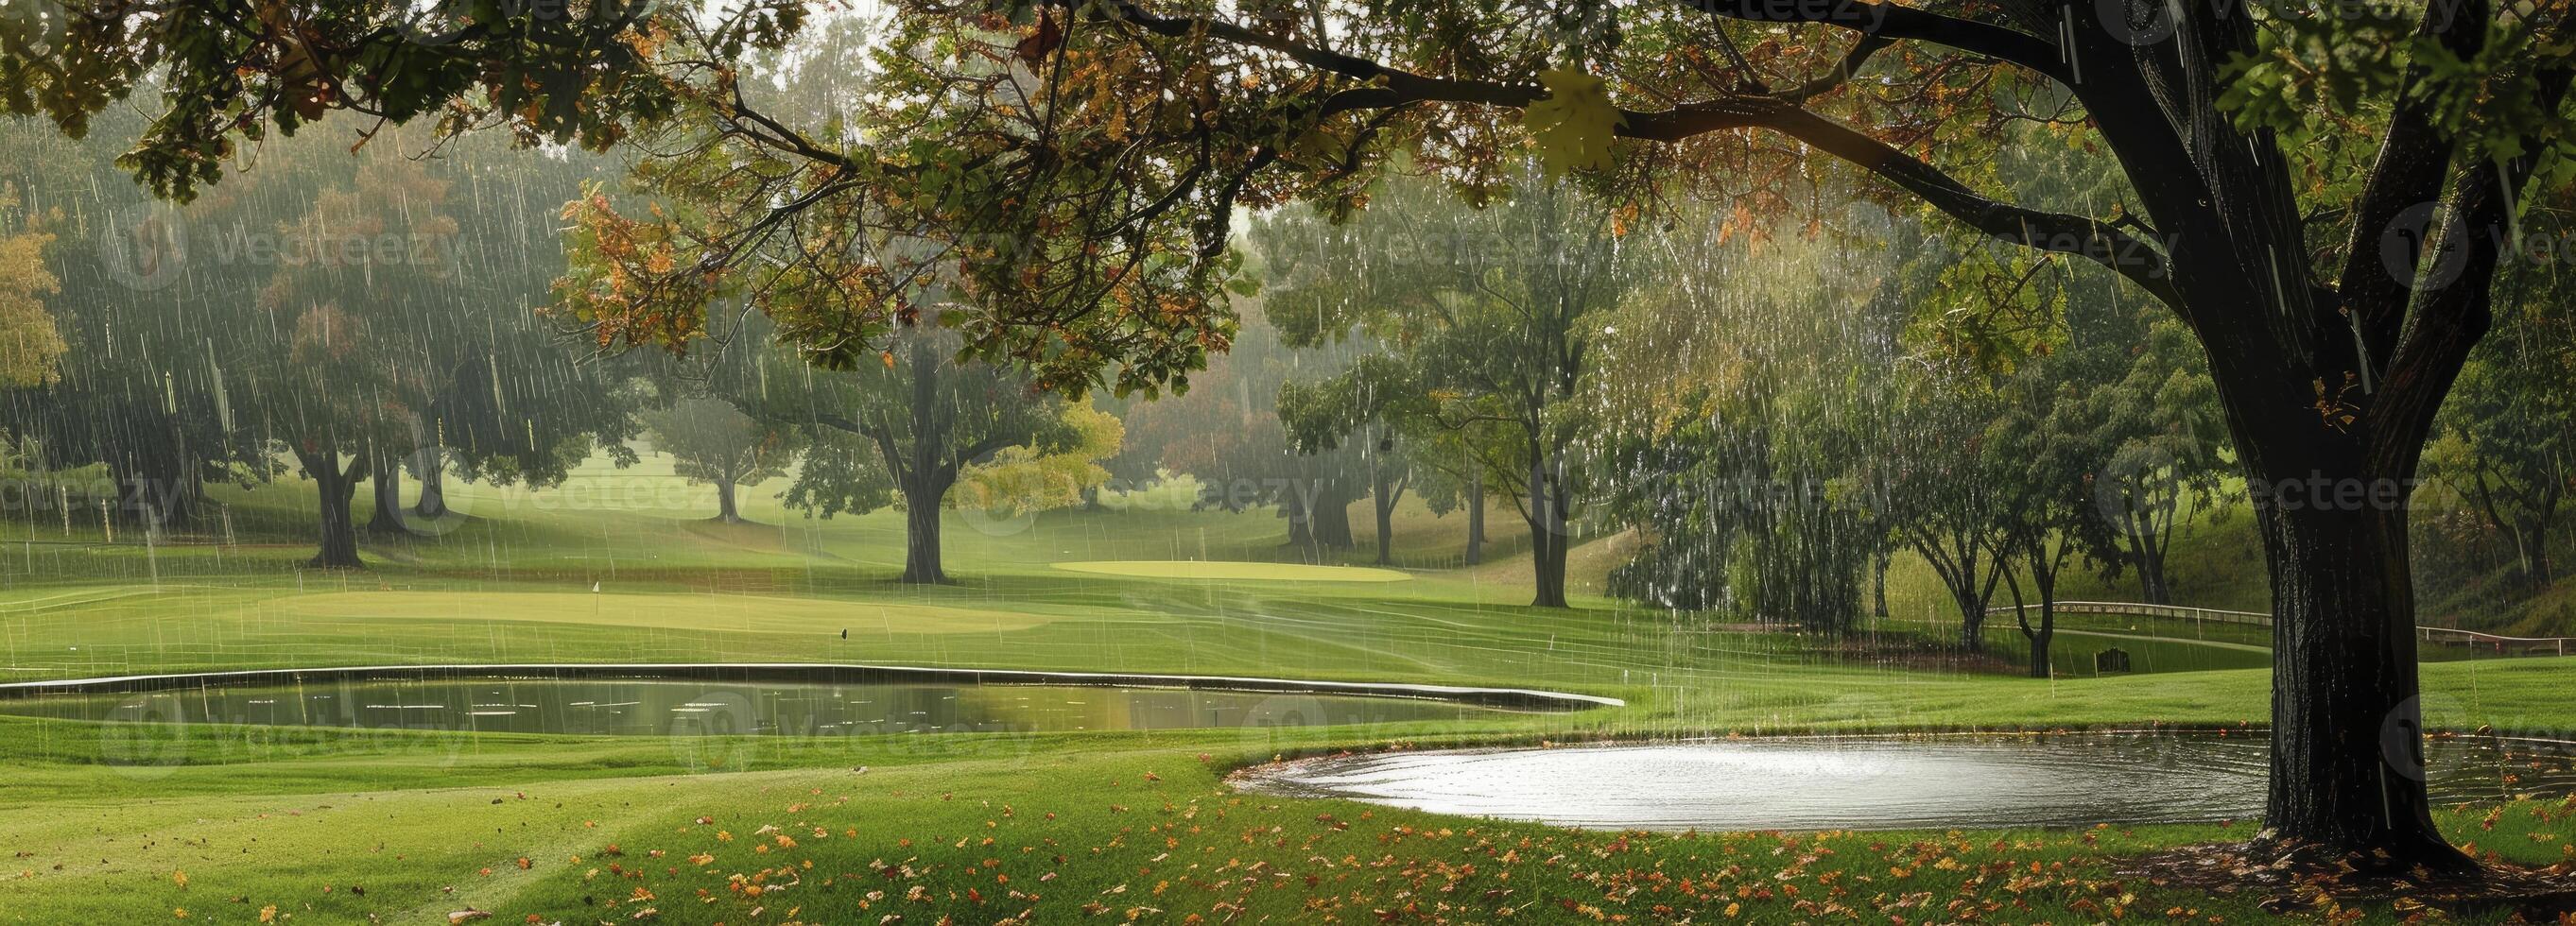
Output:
[260, 591, 1057, 634]
[1050, 560, 1412, 582]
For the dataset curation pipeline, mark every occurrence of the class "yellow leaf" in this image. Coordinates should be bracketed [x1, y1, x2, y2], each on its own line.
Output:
[1523, 67, 1624, 178]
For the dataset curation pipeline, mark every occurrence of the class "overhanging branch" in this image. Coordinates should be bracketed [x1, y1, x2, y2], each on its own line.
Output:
[1088, 0, 2174, 305]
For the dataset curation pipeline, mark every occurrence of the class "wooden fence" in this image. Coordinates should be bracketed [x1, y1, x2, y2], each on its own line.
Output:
[1985, 601, 2575, 657]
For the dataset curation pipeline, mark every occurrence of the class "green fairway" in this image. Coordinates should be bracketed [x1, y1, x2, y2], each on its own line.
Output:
[1050, 559, 1412, 582]
[262, 590, 1061, 635]
[2, 458, 2572, 922]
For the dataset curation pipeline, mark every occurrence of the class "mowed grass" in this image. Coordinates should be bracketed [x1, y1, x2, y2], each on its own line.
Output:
[5, 454, 2576, 921]
[263, 591, 1059, 636]
[11, 715, 2576, 925]
[1050, 560, 1412, 582]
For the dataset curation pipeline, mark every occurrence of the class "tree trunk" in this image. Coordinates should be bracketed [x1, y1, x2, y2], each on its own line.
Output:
[2017, 551, 2060, 679]
[1371, 460, 1403, 568]
[108, 451, 199, 532]
[716, 478, 742, 524]
[413, 450, 447, 519]
[900, 482, 947, 584]
[1530, 524, 1569, 609]
[1872, 549, 1891, 620]
[1374, 497, 1395, 566]
[1464, 474, 1485, 566]
[2134, 515, 2172, 605]
[2256, 492, 2462, 868]
[1528, 453, 1571, 609]
[1311, 484, 1356, 549]
[302, 448, 365, 569]
[892, 334, 952, 585]
[2507, 515, 2554, 587]
[367, 444, 406, 535]
[1284, 493, 1316, 555]
[1955, 590, 1988, 653]
[2533, 529, 2555, 587]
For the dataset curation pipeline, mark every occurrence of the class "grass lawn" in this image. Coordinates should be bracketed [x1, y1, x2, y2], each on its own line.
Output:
[4, 454, 2574, 922]
[1050, 560, 1413, 582]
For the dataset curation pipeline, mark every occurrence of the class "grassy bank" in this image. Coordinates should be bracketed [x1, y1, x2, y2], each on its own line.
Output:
[4, 456, 2575, 921]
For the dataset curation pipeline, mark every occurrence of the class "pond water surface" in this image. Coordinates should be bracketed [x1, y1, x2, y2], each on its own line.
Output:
[1239, 732, 2576, 831]
[0, 677, 1508, 737]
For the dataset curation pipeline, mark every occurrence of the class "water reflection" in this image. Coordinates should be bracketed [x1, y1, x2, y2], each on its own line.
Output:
[1241, 732, 2576, 831]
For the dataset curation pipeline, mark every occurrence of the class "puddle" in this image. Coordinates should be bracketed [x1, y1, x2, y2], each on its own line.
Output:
[1239, 732, 2576, 830]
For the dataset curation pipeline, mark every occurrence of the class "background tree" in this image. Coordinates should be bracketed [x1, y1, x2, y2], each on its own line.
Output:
[258, 157, 462, 565]
[1593, 223, 1904, 631]
[1885, 369, 2017, 653]
[1277, 353, 1422, 567]
[1404, 420, 1507, 566]
[768, 324, 1087, 584]
[1261, 170, 1633, 605]
[0, 188, 59, 388]
[0, 109, 303, 531]
[1113, 307, 1362, 555]
[956, 403, 1125, 521]
[2082, 312, 2231, 605]
[644, 396, 804, 524]
[394, 136, 644, 527]
[1988, 356, 2119, 678]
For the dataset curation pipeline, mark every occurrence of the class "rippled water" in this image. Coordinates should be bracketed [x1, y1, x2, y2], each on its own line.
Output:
[1241, 732, 2576, 830]
[0, 677, 1500, 737]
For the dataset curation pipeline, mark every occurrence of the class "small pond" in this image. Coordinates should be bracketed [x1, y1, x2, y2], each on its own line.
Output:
[0, 665, 1570, 737]
[1238, 732, 2576, 831]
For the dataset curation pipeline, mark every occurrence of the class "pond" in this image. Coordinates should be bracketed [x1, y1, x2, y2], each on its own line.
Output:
[1236, 731, 2576, 831]
[0, 664, 1592, 737]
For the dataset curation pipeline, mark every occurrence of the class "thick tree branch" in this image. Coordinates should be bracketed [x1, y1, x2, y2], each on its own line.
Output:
[2372, 63, 2574, 479]
[2336, 0, 2493, 368]
[1758, 106, 2180, 305]
[1681, 0, 2073, 86]
[1083, 0, 2169, 302]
